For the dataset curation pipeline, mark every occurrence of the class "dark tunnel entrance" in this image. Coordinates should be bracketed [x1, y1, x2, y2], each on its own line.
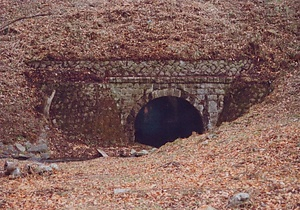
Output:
[134, 96, 204, 148]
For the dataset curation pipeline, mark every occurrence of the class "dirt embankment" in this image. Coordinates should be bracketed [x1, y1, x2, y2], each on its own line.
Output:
[0, 0, 299, 209]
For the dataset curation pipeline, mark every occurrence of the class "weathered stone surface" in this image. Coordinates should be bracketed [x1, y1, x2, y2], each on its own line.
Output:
[113, 188, 131, 194]
[4, 160, 18, 175]
[11, 167, 22, 178]
[228, 192, 251, 208]
[25, 141, 32, 150]
[130, 149, 137, 156]
[3, 145, 17, 155]
[27, 59, 269, 146]
[49, 163, 59, 171]
[208, 101, 218, 113]
[150, 148, 157, 153]
[134, 149, 149, 157]
[40, 152, 51, 160]
[16, 153, 32, 159]
[3, 159, 60, 178]
[28, 59, 253, 78]
[26, 162, 59, 175]
[15, 143, 26, 152]
[28, 143, 48, 153]
[3, 160, 21, 178]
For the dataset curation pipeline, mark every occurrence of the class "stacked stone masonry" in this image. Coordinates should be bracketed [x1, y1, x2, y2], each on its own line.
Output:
[28, 59, 258, 145]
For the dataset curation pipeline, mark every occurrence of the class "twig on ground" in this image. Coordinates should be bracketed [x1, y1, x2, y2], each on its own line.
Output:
[0, 13, 52, 33]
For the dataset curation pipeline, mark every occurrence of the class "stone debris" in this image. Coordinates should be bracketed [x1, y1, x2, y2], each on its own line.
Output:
[119, 148, 154, 157]
[201, 140, 209, 145]
[2, 145, 17, 156]
[130, 149, 137, 156]
[27, 163, 52, 175]
[27, 142, 48, 153]
[135, 149, 149, 157]
[3, 160, 60, 178]
[113, 188, 131, 194]
[40, 152, 51, 160]
[0, 141, 51, 161]
[15, 143, 26, 152]
[49, 163, 59, 170]
[10, 167, 22, 178]
[129, 149, 150, 157]
[150, 148, 157, 153]
[4, 160, 19, 176]
[26, 162, 60, 175]
[228, 192, 252, 208]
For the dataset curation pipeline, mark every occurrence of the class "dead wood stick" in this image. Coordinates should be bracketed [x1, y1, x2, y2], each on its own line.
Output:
[0, 13, 52, 32]
[43, 90, 56, 118]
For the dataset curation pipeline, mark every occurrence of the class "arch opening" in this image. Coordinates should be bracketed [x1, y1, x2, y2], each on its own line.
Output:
[134, 96, 204, 148]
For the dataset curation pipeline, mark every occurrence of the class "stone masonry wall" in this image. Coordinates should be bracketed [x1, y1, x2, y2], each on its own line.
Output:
[29, 59, 254, 82]
[28, 59, 257, 145]
[42, 83, 126, 146]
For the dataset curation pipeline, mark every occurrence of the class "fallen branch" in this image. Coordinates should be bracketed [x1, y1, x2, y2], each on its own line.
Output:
[43, 90, 56, 119]
[0, 13, 52, 33]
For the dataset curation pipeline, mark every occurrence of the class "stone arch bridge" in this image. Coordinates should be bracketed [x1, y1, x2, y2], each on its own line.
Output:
[28, 59, 266, 147]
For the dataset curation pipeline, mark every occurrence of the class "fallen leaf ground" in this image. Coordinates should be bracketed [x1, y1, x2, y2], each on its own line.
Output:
[0, 0, 299, 209]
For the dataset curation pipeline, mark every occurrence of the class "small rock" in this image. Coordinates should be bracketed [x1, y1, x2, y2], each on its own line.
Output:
[38, 165, 53, 174]
[4, 160, 18, 175]
[15, 143, 26, 152]
[13, 153, 31, 160]
[27, 163, 53, 175]
[24, 141, 32, 150]
[207, 133, 217, 139]
[49, 163, 59, 171]
[130, 149, 137, 156]
[28, 143, 48, 153]
[40, 152, 51, 160]
[135, 149, 149, 157]
[28, 154, 42, 162]
[150, 148, 157, 153]
[228, 192, 251, 207]
[113, 188, 131, 194]
[10, 167, 22, 178]
[201, 140, 209, 145]
[38, 129, 48, 142]
[3, 145, 17, 155]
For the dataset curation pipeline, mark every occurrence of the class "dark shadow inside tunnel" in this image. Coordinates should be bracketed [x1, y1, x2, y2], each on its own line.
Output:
[134, 96, 204, 148]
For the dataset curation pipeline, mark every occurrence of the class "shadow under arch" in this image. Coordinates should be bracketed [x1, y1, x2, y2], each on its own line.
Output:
[134, 96, 204, 148]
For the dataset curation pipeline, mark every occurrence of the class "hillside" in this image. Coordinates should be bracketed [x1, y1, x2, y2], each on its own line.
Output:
[0, 0, 299, 209]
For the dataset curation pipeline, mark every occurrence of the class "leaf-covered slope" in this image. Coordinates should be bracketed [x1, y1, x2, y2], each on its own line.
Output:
[0, 0, 299, 209]
[1, 0, 299, 65]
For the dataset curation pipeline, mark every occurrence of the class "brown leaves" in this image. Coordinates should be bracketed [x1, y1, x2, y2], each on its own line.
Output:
[0, 0, 299, 209]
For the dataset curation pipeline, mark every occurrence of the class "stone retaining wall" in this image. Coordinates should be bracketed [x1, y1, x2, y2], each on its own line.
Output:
[28, 59, 254, 80]
[28, 59, 263, 146]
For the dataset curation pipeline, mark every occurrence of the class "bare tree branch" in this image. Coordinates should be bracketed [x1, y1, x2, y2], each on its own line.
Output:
[0, 13, 52, 33]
